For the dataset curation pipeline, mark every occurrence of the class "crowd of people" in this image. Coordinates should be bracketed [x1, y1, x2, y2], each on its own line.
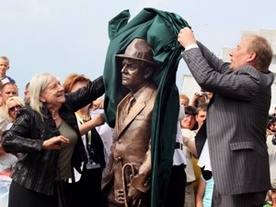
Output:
[0, 23, 275, 207]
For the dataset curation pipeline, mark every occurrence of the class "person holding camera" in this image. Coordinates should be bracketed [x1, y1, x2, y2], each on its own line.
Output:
[190, 90, 213, 108]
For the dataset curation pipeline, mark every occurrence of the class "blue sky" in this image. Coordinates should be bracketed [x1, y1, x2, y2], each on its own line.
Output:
[1, 0, 276, 97]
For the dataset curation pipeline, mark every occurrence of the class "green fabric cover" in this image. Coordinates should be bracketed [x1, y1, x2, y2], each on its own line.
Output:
[103, 8, 190, 207]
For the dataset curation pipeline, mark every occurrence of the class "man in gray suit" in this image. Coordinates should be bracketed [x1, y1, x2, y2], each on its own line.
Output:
[178, 27, 274, 207]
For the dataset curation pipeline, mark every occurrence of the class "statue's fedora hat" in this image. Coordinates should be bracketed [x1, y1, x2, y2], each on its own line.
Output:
[116, 38, 157, 65]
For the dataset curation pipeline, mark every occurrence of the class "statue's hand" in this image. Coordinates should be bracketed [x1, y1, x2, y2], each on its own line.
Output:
[116, 188, 125, 204]
[127, 186, 142, 207]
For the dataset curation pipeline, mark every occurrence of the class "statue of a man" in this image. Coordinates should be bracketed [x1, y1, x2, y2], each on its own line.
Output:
[102, 38, 158, 207]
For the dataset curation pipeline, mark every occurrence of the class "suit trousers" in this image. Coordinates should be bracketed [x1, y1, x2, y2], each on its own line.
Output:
[212, 184, 267, 207]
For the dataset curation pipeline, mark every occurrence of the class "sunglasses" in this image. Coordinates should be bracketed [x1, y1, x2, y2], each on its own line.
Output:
[8, 104, 22, 113]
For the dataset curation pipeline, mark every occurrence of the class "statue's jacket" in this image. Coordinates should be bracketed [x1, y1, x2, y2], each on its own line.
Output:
[102, 83, 157, 202]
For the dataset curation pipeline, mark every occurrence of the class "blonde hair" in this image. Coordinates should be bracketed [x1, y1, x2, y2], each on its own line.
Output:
[179, 93, 190, 106]
[5, 96, 25, 122]
[0, 56, 9, 65]
[29, 72, 57, 120]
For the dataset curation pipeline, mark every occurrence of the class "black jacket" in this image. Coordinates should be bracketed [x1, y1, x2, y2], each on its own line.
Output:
[2, 76, 104, 195]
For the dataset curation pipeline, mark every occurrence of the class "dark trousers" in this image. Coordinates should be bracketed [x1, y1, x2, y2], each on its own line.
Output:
[212, 184, 267, 207]
[8, 180, 74, 207]
[73, 167, 103, 207]
[164, 164, 186, 207]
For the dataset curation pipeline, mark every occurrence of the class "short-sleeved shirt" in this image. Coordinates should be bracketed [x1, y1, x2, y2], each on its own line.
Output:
[1, 76, 16, 84]
[0, 153, 18, 172]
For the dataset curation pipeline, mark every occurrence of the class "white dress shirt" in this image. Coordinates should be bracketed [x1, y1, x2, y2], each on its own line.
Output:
[173, 105, 186, 166]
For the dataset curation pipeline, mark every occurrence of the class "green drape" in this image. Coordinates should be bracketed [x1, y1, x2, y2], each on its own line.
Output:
[103, 8, 190, 207]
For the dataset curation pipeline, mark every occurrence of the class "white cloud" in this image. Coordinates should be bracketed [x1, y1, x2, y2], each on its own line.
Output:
[27, 0, 50, 17]
[0, 5, 23, 18]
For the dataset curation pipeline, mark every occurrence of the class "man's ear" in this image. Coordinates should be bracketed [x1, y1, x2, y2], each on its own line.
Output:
[247, 52, 256, 62]
[144, 67, 153, 79]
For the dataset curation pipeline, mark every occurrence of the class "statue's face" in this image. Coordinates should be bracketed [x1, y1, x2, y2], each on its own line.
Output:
[121, 58, 147, 93]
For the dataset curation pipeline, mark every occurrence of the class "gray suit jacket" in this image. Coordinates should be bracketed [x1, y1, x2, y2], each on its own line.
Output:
[182, 41, 274, 195]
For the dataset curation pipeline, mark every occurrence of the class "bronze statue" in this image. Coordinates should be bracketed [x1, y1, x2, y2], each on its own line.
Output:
[102, 38, 158, 207]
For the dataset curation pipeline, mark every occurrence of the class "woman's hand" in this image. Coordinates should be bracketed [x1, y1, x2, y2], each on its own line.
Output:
[42, 135, 69, 150]
[78, 113, 105, 135]
[92, 98, 104, 110]
[93, 113, 105, 127]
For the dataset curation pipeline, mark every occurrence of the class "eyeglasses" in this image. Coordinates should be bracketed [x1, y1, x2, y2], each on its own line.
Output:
[8, 104, 22, 113]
